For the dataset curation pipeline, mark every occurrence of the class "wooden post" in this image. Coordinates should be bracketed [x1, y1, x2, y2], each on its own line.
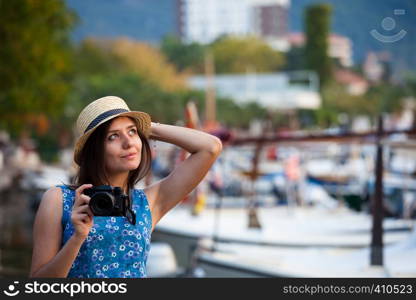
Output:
[204, 52, 216, 130]
[246, 113, 274, 229]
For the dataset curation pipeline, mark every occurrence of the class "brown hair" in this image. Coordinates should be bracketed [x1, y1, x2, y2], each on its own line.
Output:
[72, 117, 152, 192]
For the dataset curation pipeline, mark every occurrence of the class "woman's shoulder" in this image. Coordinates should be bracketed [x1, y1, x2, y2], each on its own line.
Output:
[41, 185, 74, 204]
[36, 187, 65, 216]
[44, 186, 63, 198]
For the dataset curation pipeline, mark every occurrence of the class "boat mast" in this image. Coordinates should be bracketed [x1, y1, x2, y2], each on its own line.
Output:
[204, 51, 217, 131]
[371, 115, 384, 266]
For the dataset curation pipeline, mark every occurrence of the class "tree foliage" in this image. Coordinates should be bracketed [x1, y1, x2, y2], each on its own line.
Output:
[318, 80, 373, 127]
[209, 36, 285, 74]
[102, 37, 187, 92]
[304, 4, 332, 88]
[160, 35, 206, 73]
[315, 79, 410, 128]
[0, 0, 76, 135]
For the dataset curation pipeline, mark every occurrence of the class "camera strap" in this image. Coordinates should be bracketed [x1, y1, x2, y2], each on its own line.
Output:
[126, 192, 136, 225]
[126, 208, 136, 225]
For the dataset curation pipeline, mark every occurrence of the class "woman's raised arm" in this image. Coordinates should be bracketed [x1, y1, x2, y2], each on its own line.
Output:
[144, 122, 222, 229]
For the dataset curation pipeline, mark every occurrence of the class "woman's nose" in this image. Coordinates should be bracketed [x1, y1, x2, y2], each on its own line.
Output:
[122, 134, 133, 148]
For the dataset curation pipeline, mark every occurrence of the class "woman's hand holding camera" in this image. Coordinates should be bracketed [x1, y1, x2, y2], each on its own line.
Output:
[71, 184, 94, 240]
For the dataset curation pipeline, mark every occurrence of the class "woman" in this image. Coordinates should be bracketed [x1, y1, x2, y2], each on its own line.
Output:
[29, 96, 222, 278]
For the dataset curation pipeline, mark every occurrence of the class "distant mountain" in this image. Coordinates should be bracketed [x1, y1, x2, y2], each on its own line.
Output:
[66, 0, 416, 71]
[66, 0, 177, 44]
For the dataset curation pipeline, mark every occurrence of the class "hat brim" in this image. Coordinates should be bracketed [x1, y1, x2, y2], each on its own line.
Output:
[73, 111, 151, 166]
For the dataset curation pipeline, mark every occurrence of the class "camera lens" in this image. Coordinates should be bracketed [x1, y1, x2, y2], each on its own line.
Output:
[89, 192, 114, 216]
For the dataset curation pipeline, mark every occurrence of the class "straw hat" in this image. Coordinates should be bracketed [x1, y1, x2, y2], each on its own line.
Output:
[73, 96, 151, 165]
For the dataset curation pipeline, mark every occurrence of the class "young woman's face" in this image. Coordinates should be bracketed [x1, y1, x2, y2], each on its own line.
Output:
[104, 117, 142, 174]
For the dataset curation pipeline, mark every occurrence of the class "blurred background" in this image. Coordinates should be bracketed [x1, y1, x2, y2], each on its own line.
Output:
[1, 0, 416, 278]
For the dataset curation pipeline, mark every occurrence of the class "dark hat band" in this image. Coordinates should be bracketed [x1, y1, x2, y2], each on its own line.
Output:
[84, 108, 129, 133]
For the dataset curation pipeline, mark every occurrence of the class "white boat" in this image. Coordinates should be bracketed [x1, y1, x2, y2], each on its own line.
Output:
[194, 227, 416, 278]
[152, 204, 414, 275]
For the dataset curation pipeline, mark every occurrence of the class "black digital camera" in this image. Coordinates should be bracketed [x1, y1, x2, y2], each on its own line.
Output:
[84, 185, 136, 225]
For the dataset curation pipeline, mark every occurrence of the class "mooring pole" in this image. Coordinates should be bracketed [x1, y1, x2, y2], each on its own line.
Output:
[371, 115, 384, 266]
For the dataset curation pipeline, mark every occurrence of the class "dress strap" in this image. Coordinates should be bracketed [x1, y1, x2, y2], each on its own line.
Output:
[132, 189, 152, 233]
[57, 185, 75, 231]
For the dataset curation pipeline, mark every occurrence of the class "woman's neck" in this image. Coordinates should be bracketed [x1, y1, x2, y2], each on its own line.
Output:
[106, 172, 129, 192]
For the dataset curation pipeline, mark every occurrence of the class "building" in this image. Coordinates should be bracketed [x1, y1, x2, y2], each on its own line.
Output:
[177, 0, 290, 51]
[334, 69, 368, 96]
[362, 52, 385, 83]
[187, 71, 321, 110]
[287, 32, 353, 68]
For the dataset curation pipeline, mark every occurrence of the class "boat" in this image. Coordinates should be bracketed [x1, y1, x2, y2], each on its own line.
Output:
[193, 228, 416, 277]
[151, 204, 414, 274]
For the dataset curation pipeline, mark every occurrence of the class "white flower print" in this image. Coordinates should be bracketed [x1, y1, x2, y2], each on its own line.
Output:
[61, 187, 152, 278]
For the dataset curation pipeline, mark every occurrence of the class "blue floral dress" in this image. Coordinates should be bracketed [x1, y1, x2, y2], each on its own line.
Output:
[58, 185, 152, 278]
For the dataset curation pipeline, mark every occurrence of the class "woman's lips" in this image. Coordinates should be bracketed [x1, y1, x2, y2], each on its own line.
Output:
[122, 153, 137, 160]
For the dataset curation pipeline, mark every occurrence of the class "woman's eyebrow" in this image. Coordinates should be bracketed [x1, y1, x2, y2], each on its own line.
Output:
[107, 124, 137, 134]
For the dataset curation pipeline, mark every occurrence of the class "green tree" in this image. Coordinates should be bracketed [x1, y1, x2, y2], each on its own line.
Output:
[216, 98, 267, 128]
[316, 80, 407, 128]
[73, 39, 127, 77]
[283, 46, 305, 71]
[365, 84, 406, 115]
[160, 35, 206, 73]
[402, 72, 416, 98]
[209, 36, 285, 74]
[304, 4, 332, 88]
[320, 80, 375, 125]
[0, 0, 76, 136]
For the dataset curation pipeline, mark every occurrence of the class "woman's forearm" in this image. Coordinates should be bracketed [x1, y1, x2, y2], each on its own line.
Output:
[150, 123, 222, 155]
[30, 235, 85, 278]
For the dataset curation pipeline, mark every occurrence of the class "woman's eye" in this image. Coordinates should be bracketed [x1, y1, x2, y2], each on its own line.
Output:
[108, 134, 118, 141]
[129, 128, 137, 135]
